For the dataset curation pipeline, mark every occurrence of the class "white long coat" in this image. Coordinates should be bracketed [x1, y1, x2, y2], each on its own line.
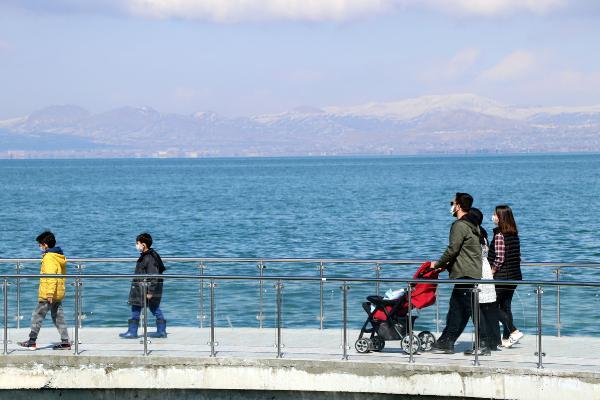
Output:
[479, 243, 497, 304]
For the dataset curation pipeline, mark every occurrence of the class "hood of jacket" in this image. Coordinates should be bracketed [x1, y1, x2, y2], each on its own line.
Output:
[44, 246, 64, 255]
[42, 250, 66, 265]
[462, 212, 478, 227]
[461, 214, 480, 234]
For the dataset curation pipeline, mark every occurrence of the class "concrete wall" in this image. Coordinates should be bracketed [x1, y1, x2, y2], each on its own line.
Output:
[0, 356, 599, 400]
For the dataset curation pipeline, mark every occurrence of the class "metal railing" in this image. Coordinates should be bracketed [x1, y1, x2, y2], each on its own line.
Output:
[1, 257, 599, 337]
[0, 271, 599, 369]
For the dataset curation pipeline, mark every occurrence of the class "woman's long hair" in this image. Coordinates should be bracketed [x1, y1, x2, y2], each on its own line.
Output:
[495, 205, 518, 236]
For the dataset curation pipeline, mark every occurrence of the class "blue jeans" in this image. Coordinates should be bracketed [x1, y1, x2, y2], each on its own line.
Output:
[131, 304, 164, 321]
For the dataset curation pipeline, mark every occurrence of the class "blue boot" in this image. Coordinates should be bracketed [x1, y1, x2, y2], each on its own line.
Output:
[148, 319, 167, 338]
[119, 319, 139, 339]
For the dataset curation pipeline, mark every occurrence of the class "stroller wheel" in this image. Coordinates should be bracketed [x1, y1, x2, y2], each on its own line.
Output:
[401, 335, 421, 354]
[371, 336, 385, 352]
[417, 331, 436, 352]
[355, 338, 371, 353]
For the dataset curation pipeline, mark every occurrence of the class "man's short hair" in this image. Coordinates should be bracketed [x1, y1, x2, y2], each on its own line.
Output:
[455, 192, 473, 212]
[36, 231, 56, 248]
[136, 233, 153, 248]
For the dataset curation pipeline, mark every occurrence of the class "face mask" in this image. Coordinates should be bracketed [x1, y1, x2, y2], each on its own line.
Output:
[492, 215, 499, 225]
[136, 244, 144, 253]
[450, 204, 458, 217]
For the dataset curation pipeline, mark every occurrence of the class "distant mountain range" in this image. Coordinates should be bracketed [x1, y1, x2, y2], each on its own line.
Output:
[1, 94, 600, 158]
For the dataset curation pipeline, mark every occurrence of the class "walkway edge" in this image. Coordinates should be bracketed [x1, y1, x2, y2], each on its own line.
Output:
[1, 356, 599, 400]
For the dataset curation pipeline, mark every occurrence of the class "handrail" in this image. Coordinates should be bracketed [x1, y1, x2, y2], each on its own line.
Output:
[1, 257, 599, 268]
[0, 273, 599, 287]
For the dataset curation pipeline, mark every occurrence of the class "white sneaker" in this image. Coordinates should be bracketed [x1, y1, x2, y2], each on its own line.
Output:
[510, 330, 524, 343]
[501, 338, 512, 348]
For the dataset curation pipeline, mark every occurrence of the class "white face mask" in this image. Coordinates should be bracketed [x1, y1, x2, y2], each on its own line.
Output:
[136, 243, 144, 253]
[492, 215, 499, 225]
[450, 205, 456, 216]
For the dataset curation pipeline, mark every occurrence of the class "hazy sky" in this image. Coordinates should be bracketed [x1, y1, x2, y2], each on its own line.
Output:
[1, 0, 600, 118]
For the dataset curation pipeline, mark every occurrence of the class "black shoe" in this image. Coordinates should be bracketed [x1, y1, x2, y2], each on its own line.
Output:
[464, 346, 491, 356]
[431, 341, 454, 354]
[52, 341, 72, 350]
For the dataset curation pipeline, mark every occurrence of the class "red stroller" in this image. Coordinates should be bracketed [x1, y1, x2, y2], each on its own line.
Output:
[355, 262, 442, 354]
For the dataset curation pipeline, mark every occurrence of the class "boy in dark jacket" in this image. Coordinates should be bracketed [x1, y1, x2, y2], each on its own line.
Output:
[119, 233, 167, 339]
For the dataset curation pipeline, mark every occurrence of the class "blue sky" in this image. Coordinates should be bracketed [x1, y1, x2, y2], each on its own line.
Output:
[1, 0, 600, 118]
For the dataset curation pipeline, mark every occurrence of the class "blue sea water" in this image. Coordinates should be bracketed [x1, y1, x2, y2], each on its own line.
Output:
[0, 155, 599, 336]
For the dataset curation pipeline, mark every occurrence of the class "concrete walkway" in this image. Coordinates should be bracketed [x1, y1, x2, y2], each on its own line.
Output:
[4, 327, 599, 371]
[1, 327, 599, 399]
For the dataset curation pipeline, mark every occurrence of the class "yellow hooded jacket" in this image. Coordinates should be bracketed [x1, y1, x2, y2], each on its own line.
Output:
[38, 251, 67, 302]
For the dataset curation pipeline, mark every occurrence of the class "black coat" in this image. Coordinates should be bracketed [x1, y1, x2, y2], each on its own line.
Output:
[488, 229, 522, 281]
[128, 248, 166, 307]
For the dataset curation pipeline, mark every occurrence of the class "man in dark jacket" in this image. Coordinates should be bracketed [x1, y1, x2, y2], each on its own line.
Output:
[430, 193, 482, 354]
[119, 233, 167, 339]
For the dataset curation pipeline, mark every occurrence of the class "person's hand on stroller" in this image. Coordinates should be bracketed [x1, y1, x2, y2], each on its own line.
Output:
[429, 261, 444, 272]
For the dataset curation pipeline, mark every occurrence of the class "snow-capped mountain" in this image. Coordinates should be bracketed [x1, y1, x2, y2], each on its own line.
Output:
[1, 94, 599, 157]
[324, 93, 600, 121]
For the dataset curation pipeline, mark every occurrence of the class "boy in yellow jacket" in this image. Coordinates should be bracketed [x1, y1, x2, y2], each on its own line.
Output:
[18, 231, 71, 350]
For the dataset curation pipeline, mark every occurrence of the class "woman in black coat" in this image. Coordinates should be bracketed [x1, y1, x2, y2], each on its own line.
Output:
[488, 205, 523, 347]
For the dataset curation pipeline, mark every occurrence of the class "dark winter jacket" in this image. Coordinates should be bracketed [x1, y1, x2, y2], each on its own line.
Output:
[128, 248, 166, 307]
[488, 228, 522, 281]
[436, 215, 483, 279]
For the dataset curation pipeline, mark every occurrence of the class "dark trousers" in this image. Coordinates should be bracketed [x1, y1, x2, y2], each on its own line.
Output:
[496, 285, 517, 338]
[438, 282, 474, 345]
[479, 302, 501, 347]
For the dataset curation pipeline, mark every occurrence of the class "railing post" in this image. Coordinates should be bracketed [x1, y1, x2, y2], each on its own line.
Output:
[535, 285, 545, 369]
[341, 282, 350, 360]
[375, 263, 381, 296]
[3, 279, 8, 355]
[555, 268, 561, 337]
[435, 286, 440, 334]
[407, 282, 415, 363]
[142, 281, 149, 356]
[15, 262, 22, 329]
[257, 261, 265, 329]
[75, 264, 84, 328]
[73, 277, 80, 355]
[472, 284, 480, 367]
[209, 279, 217, 357]
[318, 262, 325, 330]
[275, 280, 284, 358]
[198, 262, 205, 328]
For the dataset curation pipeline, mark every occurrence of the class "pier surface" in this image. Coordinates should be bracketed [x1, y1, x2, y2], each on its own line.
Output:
[0, 327, 599, 400]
